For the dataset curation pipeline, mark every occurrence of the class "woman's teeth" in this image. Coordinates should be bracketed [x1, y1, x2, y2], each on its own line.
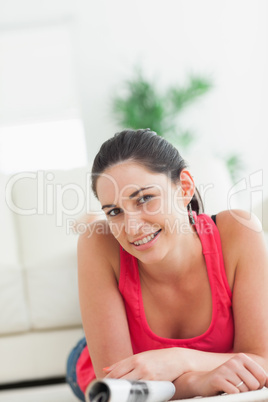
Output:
[133, 230, 160, 246]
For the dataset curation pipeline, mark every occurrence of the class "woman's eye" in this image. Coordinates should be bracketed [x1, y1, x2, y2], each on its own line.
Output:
[107, 208, 122, 217]
[138, 195, 153, 204]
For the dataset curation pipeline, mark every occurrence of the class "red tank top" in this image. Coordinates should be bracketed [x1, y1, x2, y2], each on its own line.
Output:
[76, 214, 234, 392]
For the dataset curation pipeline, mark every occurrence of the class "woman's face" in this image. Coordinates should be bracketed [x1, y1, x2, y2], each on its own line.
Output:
[96, 161, 193, 265]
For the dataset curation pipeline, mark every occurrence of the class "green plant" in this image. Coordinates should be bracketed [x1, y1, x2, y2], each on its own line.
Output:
[112, 69, 213, 150]
[224, 153, 245, 183]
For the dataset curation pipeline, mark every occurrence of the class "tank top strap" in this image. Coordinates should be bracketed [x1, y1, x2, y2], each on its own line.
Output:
[119, 246, 141, 315]
[194, 213, 219, 255]
[194, 213, 232, 299]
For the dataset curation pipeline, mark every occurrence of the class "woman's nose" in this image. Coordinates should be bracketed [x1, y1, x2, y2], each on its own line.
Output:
[124, 213, 143, 236]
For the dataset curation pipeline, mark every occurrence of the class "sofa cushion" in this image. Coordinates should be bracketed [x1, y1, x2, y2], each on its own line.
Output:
[254, 198, 268, 232]
[26, 253, 82, 329]
[8, 167, 102, 330]
[0, 327, 84, 383]
[0, 173, 30, 335]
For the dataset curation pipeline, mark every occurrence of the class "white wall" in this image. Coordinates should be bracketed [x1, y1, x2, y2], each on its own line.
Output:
[73, 0, 268, 184]
[1, 0, 267, 200]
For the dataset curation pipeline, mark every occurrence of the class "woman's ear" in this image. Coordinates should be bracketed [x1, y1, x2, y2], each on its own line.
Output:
[179, 169, 195, 207]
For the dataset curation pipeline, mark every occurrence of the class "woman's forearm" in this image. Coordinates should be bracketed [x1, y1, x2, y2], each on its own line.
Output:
[179, 347, 233, 372]
[178, 347, 268, 373]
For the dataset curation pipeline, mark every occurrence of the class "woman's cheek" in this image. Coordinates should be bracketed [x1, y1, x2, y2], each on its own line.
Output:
[108, 219, 124, 240]
[143, 198, 163, 216]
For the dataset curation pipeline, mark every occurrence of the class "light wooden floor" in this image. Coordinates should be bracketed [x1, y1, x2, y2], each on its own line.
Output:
[0, 384, 267, 402]
[0, 384, 79, 402]
[179, 388, 268, 401]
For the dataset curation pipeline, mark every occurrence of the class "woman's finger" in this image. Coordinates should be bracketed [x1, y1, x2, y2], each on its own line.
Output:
[104, 357, 135, 379]
[119, 371, 143, 380]
[232, 379, 249, 393]
[103, 367, 112, 373]
[219, 380, 240, 395]
[238, 372, 261, 392]
[242, 355, 267, 388]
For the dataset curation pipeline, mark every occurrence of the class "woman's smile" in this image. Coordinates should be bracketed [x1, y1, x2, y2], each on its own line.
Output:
[131, 228, 162, 246]
[130, 229, 162, 251]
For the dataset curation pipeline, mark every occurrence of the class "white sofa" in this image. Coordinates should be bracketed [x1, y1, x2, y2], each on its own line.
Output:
[0, 158, 267, 385]
[0, 167, 103, 384]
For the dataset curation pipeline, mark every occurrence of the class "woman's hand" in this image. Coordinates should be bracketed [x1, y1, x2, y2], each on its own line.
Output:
[103, 348, 189, 382]
[183, 354, 268, 397]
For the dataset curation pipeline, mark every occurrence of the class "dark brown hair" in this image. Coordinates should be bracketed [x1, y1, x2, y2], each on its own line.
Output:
[91, 128, 204, 215]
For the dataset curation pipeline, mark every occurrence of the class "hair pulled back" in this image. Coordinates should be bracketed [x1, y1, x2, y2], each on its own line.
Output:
[91, 128, 203, 215]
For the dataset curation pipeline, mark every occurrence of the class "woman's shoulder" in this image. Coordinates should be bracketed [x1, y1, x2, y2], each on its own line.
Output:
[214, 209, 262, 237]
[77, 219, 120, 278]
[213, 209, 263, 257]
[212, 210, 264, 290]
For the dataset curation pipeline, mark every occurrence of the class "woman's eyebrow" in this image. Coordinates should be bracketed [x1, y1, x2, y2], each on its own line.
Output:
[102, 186, 155, 210]
[102, 203, 116, 210]
[129, 186, 154, 199]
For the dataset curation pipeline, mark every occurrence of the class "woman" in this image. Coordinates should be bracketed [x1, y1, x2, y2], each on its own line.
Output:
[67, 129, 268, 400]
